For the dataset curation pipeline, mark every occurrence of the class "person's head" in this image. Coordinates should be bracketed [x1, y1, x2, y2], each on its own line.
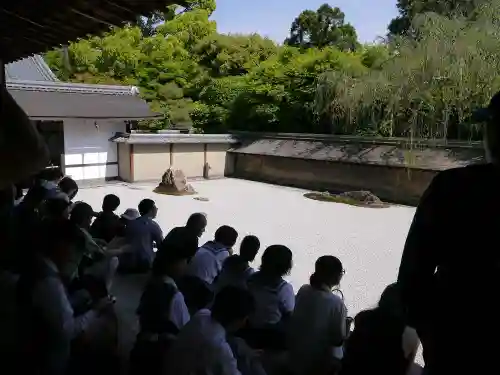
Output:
[37, 167, 63, 183]
[44, 198, 72, 220]
[214, 225, 238, 249]
[260, 244, 293, 278]
[239, 235, 260, 263]
[156, 228, 199, 277]
[378, 283, 406, 319]
[186, 213, 207, 238]
[474, 91, 500, 164]
[138, 199, 157, 218]
[22, 184, 46, 208]
[102, 194, 120, 213]
[310, 255, 344, 289]
[221, 254, 249, 276]
[70, 202, 97, 229]
[211, 286, 255, 332]
[58, 177, 78, 201]
[39, 219, 84, 268]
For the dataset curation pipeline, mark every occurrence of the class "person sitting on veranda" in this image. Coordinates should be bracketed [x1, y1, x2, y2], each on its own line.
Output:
[105, 208, 140, 252]
[159, 212, 208, 261]
[16, 219, 114, 375]
[214, 235, 261, 292]
[340, 283, 419, 375]
[58, 176, 79, 203]
[90, 194, 122, 243]
[187, 225, 238, 285]
[68, 202, 120, 296]
[288, 256, 349, 375]
[164, 286, 255, 375]
[36, 166, 64, 200]
[130, 229, 194, 375]
[121, 199, 163, 273]
[244, 245, 295, 350]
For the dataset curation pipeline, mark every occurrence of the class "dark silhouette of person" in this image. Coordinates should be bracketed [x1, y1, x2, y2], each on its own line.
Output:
[398, 91, 500, 375]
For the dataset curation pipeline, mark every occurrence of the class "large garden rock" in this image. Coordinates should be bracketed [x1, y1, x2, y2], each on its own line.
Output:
[154, 168, 196, 195]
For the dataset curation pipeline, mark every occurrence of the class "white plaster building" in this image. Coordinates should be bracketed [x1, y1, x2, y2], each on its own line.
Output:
[5, 55, 157, 182]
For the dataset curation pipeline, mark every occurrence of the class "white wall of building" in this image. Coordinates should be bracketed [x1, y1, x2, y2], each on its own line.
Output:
[63, 119, 125, 181]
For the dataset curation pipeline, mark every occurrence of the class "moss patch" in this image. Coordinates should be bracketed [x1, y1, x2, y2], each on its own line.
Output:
[304, 192, 389, 208]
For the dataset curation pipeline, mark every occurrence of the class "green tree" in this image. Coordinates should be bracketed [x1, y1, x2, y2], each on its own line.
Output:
[285, 4, 359, 51]
[388, 0, 488, 35]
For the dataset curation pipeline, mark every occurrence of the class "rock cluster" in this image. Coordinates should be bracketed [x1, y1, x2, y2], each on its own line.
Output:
[154, 168, 196, 195]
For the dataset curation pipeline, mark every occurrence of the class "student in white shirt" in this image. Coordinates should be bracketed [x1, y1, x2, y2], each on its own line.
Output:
[288, 255, 348, 375]
[131, 229, 195, 375]
[164, 286, 255, 375]
[123, 199, 163, 273]
[187, 225, 238, 285]
[245, 245, 294, 350]
[214, 235, 261, 292]
[17, 219, 113, 375]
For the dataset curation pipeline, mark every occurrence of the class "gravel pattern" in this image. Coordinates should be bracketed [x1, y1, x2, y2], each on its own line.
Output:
[78, 178, 421, 364]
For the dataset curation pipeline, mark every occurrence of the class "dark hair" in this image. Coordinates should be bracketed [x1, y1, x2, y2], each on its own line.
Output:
[221, 255, 249, 275]
[310, 255, 343, 289]
[43, 198, 71, 218]
[102, 194, 120, 212]
[70, 202, 95, 225]
[37, 167, 63, 182]
[138, 199, 155, 216]
[40, 219, 84, 256]
[214, 225, 238, 248]
[186, 213, 207, 229]
[58, 177, 78, 199]
[260, 245, 293, 277]
[177, 276, 214, 314]
[240, 235, 260, 263]
[211, 286, 255, 327]
[154, 229, 198, 275]
[378, 283, 406, 318]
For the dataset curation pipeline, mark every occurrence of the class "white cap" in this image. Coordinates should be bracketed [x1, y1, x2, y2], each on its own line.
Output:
[121, 208, 140, 221]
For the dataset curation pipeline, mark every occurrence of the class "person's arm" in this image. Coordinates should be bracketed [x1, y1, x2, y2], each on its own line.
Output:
[151, 221, 163, 247]
[32, 277, 98, 341]
[330, 302, 348, 346]
[402, 326, 420, 375]
[279, 283, 295, 320]
[213, 341, 243, 375]
[169, 291, 191, 329]
[398, 173, 444, 328]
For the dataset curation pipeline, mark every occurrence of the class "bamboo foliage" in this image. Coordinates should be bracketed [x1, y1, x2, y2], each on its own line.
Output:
[315, 2, 500, 140]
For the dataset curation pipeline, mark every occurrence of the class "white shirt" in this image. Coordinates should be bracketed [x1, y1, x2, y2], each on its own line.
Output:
[164, 309, 241, 375]
[248, 275, 295, 327]
[187, 241, 231, 284]
[32, 258, 98, 375]
[164, 276, 190, 329]
[287, 284, 348, 375]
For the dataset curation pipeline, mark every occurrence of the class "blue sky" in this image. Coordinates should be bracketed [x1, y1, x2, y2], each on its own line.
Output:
[212, 0, 399, 44]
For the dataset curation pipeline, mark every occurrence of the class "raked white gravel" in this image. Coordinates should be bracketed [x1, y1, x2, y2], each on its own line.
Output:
[79, 178, 416, 317]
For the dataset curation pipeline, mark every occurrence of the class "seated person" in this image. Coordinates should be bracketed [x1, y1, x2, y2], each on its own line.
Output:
[90, 194, 122, 243]
[16, 219, 113, 375]
[214, 235, 260, 292]
[36, 167, 64, 200]
[58, 176, 79, 202]
[164, 286, 255, 375]
[121, 199, 163, 273]
[288, 256, 348, 375]
[68, 202, 120, 293]
[187, 225, 238, 285]
[340, 283, 419, 375]
[106, 208, 140, 251]
[130, 231, 192, 375]
[159, 212, 208, 260]
[244, 245, 294, 350]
